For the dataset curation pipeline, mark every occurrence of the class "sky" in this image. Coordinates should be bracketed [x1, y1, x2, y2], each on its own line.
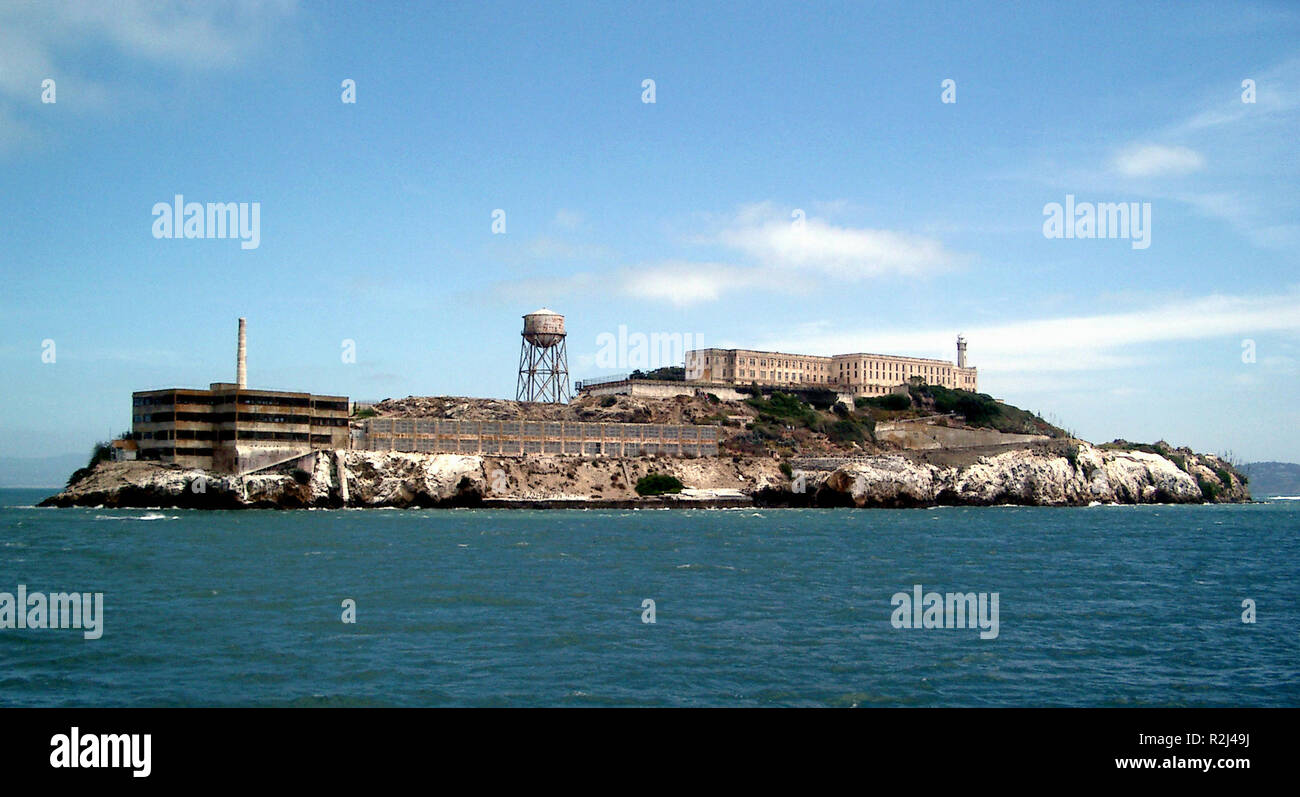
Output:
[2, 0, 1299, 469]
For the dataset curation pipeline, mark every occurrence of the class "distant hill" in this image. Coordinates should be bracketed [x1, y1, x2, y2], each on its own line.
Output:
[0, 454, 87, 488]
[1241, 462, 1300, 497]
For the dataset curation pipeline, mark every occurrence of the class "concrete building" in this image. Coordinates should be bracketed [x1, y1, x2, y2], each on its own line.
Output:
[685, 336, 978, 396]
[361, 418, 718, 457]
[130, 319, 350, 473]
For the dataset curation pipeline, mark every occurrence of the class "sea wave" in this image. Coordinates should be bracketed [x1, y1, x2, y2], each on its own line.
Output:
[94, 513, 176, 521]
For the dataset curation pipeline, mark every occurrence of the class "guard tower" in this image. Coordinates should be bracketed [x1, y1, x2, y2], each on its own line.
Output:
[516, 308, 570, 403]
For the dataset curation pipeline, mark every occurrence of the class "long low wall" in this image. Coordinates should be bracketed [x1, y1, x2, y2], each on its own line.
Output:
[362, 418, 719, 457]
[578, 379, 749, 401]
[874, 422, 1048, 450]
[579, 378, 858, 406]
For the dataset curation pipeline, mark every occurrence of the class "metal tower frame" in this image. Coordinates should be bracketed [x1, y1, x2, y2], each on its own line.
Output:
[516, 334, 571, 403]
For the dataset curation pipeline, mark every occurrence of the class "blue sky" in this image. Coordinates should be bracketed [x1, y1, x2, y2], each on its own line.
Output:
[2, 0, 1299, 465]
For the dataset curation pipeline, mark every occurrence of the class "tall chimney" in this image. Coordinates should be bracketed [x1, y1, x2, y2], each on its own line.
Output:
[237, 317, 247, 388]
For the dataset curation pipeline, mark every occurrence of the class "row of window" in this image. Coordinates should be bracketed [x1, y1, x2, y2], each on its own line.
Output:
[139, 447, 214, 459]
[133, 394, 348, 411]
[134, 412, 349, 426]
[372, 437, 719, 456]
[724, 357, 828, 371]
[366, 420, 719, 440]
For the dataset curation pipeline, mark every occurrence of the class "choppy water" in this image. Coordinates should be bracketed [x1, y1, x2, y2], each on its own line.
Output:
[1, 489, 1296, 706]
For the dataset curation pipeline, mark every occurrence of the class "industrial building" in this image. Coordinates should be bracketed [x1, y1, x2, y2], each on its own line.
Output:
[684, 335, 977, 396]
[131, 319, 350, 473]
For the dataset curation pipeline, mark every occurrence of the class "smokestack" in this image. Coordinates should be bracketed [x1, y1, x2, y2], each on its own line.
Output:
[237, 317, 247, 389]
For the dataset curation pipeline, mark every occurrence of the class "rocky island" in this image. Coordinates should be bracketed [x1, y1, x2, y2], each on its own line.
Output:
[41, 386, 1251, 509]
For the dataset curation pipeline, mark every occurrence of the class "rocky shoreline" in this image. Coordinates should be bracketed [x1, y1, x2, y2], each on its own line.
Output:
[40, 439, 1250, 509]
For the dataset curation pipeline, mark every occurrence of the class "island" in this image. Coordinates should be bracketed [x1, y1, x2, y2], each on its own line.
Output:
[41, 384, 1251, 509]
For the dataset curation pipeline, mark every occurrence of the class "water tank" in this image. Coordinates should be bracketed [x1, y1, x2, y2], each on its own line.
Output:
[522, 308, 566, 348]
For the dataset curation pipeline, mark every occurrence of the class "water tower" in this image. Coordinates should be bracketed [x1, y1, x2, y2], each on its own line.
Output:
[516, 308, 571, 403]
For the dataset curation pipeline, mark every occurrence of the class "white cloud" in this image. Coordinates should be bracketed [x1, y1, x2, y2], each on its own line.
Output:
[0, 107, 34, 151]
[0, 0, 298, 141]
[757, 290, 1300, 376]
[553, 209, 584, 230]
[713, 203, 957, 280]
[522, 236, 612, 261]
[619, 261, 758, 306]
[1112, 144, 1205, 177]
[0, 1, 298, 84]
[495, 260, 765, 308]
[494, 202, 959, 306]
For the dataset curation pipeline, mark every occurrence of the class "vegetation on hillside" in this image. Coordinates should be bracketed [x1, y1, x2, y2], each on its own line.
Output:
[1099, 440, 1249, 495]
[736, 383, 838, 409]
[724, 391, 876, 455]
[1240, 461, 1300, 496]
[905, 380, 1069, 438]
[635, 473, 684, 495]
[629, 366, 685, 381]
[855, 393, 911, 411]
[66, 440, 114, 487]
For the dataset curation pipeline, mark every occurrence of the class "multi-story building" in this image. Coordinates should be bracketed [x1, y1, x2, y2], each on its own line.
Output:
[130, 319, 350, 473]
[132, 384, 350, 472]
[685, 349, 836, 387]
[686, 336, 977, 396]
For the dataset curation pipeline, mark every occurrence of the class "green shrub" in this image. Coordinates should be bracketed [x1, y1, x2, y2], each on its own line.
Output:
[795, 387, 838, 410]
[745, 392, 821, 429]
[635, 473, 684, 496]
[600, 395, 617, 407]
[826, 419, 867, 445]
[856, 393, 911, 411]
[66, 440, 114, 486]
[354, 407, 378, 419]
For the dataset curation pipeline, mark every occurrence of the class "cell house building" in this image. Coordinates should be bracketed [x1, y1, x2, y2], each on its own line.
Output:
[685, 335, 978, 396]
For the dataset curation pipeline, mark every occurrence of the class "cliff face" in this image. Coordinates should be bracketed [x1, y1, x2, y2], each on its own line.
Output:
[801, 442, 1249, 507]
[40, 441, 1248, 509]
[38, 451, 786, 509]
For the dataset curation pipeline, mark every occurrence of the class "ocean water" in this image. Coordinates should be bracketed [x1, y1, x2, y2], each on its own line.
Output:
[1, 488, 1296, 707]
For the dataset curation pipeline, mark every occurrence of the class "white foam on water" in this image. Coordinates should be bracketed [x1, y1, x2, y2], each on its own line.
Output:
[94, 513, 175, 521]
